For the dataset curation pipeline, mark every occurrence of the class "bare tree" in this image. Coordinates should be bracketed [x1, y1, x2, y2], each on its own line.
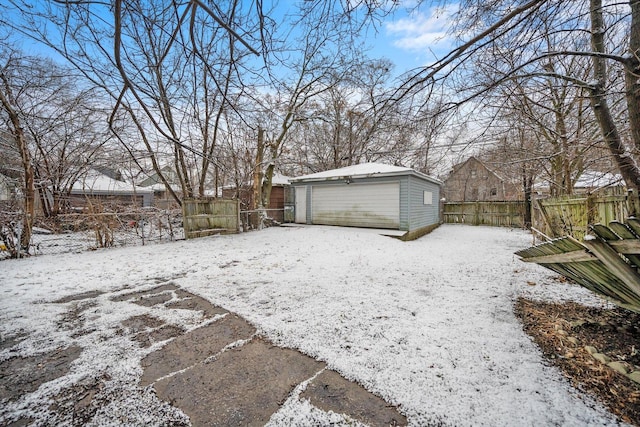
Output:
[394, 0, 640, 194]
[0, 51, 36, 253]
[23, 66, 113, 217]
[248, 7, 375, 220]
[473, 50, 600, 196]
[2, 0, 263, 206]
[1, 0, 396, 210]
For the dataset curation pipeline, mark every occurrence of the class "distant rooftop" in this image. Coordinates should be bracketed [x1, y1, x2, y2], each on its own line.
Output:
[574, 171, 623, 189]
[72, 169, 153, 194]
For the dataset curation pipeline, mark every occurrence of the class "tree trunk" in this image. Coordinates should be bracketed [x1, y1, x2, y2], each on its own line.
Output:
[0, 86, 34, 253]
[627, 0, 640, 157]
[523, 171, 533, 229]
[253, 128, 265, 209]
[261, 142, 278, 210]
[590, 0, 640, 192]
[253, 128, 265, 229]
[35, 167, 52, 218]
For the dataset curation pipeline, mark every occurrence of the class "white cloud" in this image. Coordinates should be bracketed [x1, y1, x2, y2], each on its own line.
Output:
[385, 4, 458, 53]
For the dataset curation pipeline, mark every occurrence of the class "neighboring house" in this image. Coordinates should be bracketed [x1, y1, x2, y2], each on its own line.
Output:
[138, 165, 180, 187]
[70, 169, 154, 209]
[290, 162, 442, 239]
[444, 156, 520, 201]
[221, 173, 293, 223]
[0, 172, 19, 201]
[138, 166, 182, 209]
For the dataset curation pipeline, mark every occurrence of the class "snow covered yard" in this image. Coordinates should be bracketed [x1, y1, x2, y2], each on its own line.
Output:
[0, 224, 623, 426]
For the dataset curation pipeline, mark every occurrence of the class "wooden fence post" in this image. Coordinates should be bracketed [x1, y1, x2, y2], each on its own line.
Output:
[627, 188, 640, 217]
[474, 201, 480, 225]
[586, 193, 596, 225]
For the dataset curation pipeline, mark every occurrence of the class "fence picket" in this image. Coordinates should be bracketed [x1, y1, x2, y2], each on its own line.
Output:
[442, 201, 526, 227]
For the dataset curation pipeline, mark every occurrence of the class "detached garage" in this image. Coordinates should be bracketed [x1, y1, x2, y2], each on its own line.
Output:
[291, 163, 442, 239]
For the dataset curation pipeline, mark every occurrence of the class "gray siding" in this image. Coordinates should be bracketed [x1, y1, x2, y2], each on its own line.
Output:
[407, 175, 441, 230]
[292, 173, 441, 231]
[399, 177, 409, 231]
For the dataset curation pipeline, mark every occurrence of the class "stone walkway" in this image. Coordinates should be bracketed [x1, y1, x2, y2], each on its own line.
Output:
[1, 284, 407, 426]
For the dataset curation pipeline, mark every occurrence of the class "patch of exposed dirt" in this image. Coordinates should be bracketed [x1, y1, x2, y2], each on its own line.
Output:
[57, 300, 98, 336]
[0, 334, 27, 352]
[49, 373, 111, 426]
[53, 290, 105, 304]
[515, 298, 640, 425]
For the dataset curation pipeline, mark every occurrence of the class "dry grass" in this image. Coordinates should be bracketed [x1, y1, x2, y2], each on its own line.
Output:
[515, 298, 640, 425]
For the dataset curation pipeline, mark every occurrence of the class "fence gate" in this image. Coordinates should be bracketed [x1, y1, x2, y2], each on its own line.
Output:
[182, 199, 240, 239]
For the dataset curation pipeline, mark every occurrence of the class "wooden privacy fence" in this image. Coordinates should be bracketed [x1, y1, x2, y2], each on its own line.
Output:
[532, 189, 631, 240]
[442, 201, 526, 227]
[443, 189, 639, 237]
[516, 218, 640, 313]
[182, 198, 240, 239]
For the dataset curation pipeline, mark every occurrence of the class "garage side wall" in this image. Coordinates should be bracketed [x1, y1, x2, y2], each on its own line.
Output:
[406, 175, 441, 231]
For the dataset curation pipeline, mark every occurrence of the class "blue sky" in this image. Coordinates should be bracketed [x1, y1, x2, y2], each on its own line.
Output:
[366, 3, 459, 76]
[4, 0, 459, 81]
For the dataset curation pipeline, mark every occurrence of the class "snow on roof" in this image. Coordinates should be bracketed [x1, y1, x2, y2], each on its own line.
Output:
[219, 173, 292, 191]
[533, 171, 624, 192]
[72, 170, 153, 194]
[271, 173, 291, 186]
[574, 171, 623, 189]
[292, 162, 440, 183]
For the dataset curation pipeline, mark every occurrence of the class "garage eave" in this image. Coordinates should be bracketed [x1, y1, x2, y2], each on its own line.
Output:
[291, 170, 442, 186]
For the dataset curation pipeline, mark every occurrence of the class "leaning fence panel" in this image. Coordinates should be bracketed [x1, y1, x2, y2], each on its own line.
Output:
[516, 218, 640, 313]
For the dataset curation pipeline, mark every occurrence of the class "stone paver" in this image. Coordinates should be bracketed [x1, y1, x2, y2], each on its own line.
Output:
[153, 338, 326, 426]
[140, 314, 255, 386]
[167, 289, 229, 318]
[122, 314, 166, 332]
[0, 346, 82, 401]
[110, 283, 179, 302]
[134, 325, 186, 348]
[2, 285, 408, 426]
[53, 290, 105, 304]
[301, 369, 407, 426]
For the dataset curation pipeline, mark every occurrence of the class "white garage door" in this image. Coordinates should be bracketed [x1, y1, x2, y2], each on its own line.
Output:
[311, 182, 400, 229]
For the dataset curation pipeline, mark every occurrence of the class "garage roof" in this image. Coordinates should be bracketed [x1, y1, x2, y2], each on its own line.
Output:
[291, 162, 442, 185]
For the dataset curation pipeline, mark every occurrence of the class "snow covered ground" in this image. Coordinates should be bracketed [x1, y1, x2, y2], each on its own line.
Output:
[0, 224, 623, 426]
